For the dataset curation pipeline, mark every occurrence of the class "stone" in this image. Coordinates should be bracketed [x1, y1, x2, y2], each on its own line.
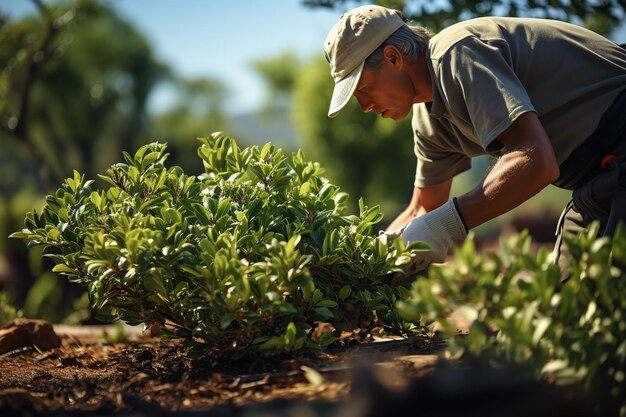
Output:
[0, 319, 61, 354]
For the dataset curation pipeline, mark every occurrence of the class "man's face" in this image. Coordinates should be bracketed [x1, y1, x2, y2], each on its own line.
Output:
[353, 46, 431, 121]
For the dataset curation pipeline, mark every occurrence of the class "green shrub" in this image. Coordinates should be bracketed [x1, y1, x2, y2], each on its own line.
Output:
[397, 224, 626, 414]
[11, 133, 424, 355]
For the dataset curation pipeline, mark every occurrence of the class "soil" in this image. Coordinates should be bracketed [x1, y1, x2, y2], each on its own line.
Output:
[0, 323, 443, 416]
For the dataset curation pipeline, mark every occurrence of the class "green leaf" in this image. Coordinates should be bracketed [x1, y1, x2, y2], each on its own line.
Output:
[318, 331, 337, 348]
[301, 365, 325, 387]
[286, 234, 301, 254]
[220, 314, 235, 329]
[9, 230, 33, 240]
[260, 142, 272, 159]
[143, 275, 167, 298]
[313, 307, 334, 321]
[338, 285, 351, 300]
[141, 151, 160, 170]
[47, 228, 61, 240]
[52, 264, 75, 274]
[532, 317, 551, 344]
[128, 166, 140, 183]
[541, 360, 569, 374]
[318, 184, 336, 202]
[316, 299, 337, 308]
[284, 321, 297, 346]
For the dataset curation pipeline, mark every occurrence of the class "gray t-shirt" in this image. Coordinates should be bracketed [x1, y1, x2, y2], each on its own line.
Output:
[412, 17, 626, 187]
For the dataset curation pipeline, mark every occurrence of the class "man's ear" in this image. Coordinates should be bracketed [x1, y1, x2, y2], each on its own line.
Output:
[383, 45, 403, 68]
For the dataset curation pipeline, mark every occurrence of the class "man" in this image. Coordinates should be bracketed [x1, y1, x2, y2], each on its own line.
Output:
[324, 5, 626, 273]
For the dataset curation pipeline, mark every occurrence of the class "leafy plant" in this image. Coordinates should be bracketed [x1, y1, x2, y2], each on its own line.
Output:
[0, 292, 22, 325]
[11, 133, 424, 355]
[397, 224, 626, 415]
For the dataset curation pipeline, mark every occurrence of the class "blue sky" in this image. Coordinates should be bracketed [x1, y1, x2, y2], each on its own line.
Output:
[2, 0, 625, 116]
[110, 0, 342, 115]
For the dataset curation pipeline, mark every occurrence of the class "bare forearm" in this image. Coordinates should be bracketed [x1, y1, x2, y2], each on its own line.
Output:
[386, 181, 453, 232]
[455, 112, 560, 229]
[386, 206, 424, 231]
[456, 146, 559, 229]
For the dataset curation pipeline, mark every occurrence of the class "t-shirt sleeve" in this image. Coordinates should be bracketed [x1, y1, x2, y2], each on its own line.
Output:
[413, 134, 472, 187]
[436, 37, 536, 149]
[412, 108, 472, 187]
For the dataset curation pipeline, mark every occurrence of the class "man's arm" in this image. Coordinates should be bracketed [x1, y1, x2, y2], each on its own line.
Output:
[456, 112, 560, 228]
[390, 111, 558, 272]
[386, 179, 452, 232]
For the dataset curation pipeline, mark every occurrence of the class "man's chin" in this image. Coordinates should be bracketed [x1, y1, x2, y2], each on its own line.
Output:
[380, 107, 410, 121]
[390, 110, 410, 122]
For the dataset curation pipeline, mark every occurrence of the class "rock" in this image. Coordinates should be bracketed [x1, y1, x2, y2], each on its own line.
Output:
[0, 319, 61, 354]
[143, 323, 162, 337]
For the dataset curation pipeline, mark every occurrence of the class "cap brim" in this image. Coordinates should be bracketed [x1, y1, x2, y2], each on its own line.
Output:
[328, 61, 364, 118]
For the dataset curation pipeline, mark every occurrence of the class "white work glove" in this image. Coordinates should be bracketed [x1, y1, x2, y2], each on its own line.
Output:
[399, 199, 468, 272]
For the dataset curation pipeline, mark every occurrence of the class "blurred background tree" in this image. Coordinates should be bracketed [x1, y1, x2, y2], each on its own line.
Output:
[150, 76, 232, 169]
[303, 0, 626, 34]
[242, 52, 301, 149]
[1, 0, 167, 188]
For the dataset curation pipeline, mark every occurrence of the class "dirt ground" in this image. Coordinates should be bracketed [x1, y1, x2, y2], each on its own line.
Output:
[0, 324, 443, 416]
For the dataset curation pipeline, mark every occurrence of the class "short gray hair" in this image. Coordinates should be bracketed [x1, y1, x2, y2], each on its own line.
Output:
[364, 25, 432, 68]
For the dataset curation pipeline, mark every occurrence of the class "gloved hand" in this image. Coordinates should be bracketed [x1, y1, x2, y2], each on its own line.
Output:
[377, 227, 402, 245]
[398, 199, 468, 272]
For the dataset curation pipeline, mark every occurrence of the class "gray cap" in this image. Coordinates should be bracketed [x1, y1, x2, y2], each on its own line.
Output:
[324, 5, 405, 117]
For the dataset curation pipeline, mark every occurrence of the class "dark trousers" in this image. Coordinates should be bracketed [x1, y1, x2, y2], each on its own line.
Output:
[553, 88, 626, 280]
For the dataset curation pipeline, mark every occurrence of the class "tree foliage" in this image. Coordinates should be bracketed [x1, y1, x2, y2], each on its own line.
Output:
[252, 52, 300, 108]
[0, 0, 168, 189]
[303, 0, 626, 35]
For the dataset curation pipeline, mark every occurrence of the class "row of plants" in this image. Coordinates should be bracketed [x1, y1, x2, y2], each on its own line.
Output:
[398, 224, 626, 415]
[12, 132, 624, 412]
[11, 133, 425, 355]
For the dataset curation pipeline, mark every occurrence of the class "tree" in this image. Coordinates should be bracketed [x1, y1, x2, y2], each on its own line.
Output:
[252, 52, 300, 113]
[150, 76, 232, 172]
[245, 52, 301, 150]
[303, 0, 626, 35]
[0, 0, 169, 190]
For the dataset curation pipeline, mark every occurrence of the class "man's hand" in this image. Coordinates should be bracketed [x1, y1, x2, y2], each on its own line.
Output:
[399, 199, 468, 271]
[378, 227, 402, 245]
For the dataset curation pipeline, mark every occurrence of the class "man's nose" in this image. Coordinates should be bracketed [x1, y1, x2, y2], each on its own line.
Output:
[356, 96, 373, 113]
